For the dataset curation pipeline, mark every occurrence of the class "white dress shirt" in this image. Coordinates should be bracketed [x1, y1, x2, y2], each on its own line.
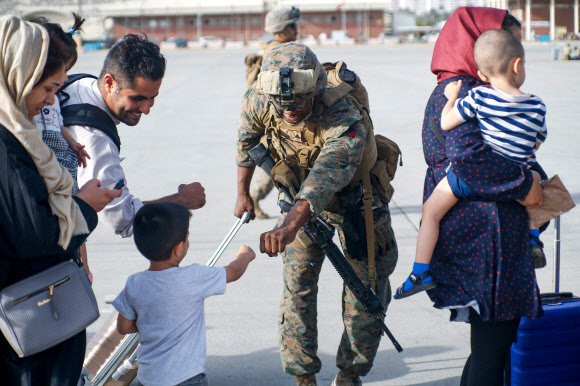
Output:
[62, 77, 144, 237]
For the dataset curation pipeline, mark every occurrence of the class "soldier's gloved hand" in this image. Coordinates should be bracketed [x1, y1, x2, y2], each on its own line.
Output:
[374, 218, 391, 256]
[343, 205, 366, 261]
[270, 160, 301, 197]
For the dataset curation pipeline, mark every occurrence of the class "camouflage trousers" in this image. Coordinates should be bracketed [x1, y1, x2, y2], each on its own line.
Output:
[249, 168, 275, 200]
[278, 203, 398, 376]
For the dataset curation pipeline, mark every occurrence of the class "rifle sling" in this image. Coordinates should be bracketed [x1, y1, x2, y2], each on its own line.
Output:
[362, 154, 376, 291]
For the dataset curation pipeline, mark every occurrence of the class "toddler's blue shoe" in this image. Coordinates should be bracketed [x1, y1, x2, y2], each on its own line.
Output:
[394, 271, 436, 299]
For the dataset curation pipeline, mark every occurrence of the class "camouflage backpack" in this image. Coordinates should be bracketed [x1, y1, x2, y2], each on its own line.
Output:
[321, 61, 403, 203]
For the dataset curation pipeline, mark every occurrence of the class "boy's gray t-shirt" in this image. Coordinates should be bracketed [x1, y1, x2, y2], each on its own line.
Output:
[113, 264, 226, 386]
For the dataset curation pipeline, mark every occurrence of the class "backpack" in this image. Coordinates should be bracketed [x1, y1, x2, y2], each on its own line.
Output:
[58, 74, 121, 152]
[244, 53, 263, 88]
[322, 61, 402, 203]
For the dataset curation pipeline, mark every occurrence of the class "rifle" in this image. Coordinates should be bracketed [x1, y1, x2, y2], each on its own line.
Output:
[249, 143, 403, 353]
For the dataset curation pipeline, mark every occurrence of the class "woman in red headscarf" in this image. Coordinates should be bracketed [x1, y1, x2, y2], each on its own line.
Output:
[420, 7, 544, 385]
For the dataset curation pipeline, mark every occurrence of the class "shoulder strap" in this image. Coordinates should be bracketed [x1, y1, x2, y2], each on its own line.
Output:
[59, 73, 98, 105]
[320, 82, 353, 108]
[63, 73, 98, 89]
[429, 118, 446, 147]
[61, 104, 121, 152]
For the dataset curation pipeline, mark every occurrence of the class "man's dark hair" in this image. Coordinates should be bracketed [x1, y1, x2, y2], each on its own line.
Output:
[501, 11, 522, 32]
[133, 202, 191, 262]
[99, 34, 166, 88]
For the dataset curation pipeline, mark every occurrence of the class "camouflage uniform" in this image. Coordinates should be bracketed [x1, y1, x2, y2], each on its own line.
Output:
[246, 6, 301, 214]
[246, 40, 284, 211]
[236, 43, 398, 378]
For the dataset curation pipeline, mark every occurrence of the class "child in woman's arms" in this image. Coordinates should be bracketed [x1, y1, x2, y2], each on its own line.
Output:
[396, 29, 547, 299]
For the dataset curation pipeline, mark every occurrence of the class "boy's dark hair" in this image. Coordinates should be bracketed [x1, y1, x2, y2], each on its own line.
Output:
[99, 34, 166, 88]
[501, 11, 522, 32]
[474, 29, 525, 78]
[133, 202, 192, 262]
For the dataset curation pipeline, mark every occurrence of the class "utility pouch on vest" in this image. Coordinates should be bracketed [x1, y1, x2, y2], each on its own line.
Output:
[371, 134, 402, 203]
[295, 228, 314, 249]
[343, 202, 367, 261]
[270, 159, 301, 198]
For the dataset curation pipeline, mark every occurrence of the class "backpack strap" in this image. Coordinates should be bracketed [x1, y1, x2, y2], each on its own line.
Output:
[59, 73, 121, 152]
[320, 82, 352, 108]
[61, 104, 121, 152]
[58, 73, 98, 106]
[361, 153, 376, 290]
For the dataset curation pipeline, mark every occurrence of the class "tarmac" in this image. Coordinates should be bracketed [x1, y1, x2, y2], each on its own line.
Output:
[74, 43, 580, 385]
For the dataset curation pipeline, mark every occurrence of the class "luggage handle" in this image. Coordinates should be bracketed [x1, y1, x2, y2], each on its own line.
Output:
[540, 292, 573, 300]
[553, 216, 561, 293]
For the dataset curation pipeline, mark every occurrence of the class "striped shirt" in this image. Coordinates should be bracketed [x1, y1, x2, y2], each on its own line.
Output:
[453, 85, 547, 166]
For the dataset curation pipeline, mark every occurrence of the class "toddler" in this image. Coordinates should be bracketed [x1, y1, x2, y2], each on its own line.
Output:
[395, 29, 547, 299]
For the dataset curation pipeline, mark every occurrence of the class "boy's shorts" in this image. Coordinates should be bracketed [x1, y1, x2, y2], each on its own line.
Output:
[447, 168, 477, 200]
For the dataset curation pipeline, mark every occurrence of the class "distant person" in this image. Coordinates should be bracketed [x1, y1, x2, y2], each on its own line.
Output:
[33, 13, 96, 283]
[570, 45, 580, 60]
[421, 8, 544, 385]
[395, 28, 548, 299]
[0, 15, 119, 384]
[244, 6, 300, 219]
[561, 43, 571, 60]
[244, 6, 300, 87]
[113, 202, 255, 386]
[61, 34, 206, 238]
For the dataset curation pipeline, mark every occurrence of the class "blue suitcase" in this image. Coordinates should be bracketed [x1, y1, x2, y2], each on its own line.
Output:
[510, 218, 580, 385]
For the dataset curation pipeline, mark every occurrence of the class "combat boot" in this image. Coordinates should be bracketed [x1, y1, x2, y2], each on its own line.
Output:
[296, 373, 317, 386]
[331, 369, 362, 386]
[252, 196, 270, 219]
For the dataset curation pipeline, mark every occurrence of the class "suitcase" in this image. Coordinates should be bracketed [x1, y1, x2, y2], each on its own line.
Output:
[78, 311, 139, 386]
[509, 217, 580, 385]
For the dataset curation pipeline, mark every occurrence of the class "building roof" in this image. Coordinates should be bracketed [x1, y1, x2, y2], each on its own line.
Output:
[97, 0, 387, 17]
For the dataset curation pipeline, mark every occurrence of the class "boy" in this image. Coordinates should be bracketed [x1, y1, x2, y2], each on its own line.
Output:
[112, 202, 255, 385]
[395, 29, 547, 299]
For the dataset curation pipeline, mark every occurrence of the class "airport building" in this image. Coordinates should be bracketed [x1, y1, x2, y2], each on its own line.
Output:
[10, 0, 580, 43]
[103, 0, 386, 43]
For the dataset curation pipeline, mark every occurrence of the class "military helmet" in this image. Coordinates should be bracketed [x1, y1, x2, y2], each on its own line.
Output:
[257, 42, 327, 106]
[265, 6, 300, 34]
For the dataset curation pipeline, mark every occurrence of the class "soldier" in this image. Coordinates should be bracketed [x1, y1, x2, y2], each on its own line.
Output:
[245, 6, 300, 219]
[234, 43, 398, 386]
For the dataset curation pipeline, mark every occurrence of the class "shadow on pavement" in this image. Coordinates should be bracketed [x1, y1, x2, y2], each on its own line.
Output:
[205, 344, 458, 385]
[412, 376, 462, 385]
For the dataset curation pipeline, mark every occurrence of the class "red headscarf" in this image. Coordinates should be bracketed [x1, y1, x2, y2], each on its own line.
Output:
[431, 7, 507, 82]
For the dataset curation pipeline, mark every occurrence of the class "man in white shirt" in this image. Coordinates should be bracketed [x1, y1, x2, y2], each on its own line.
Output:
[63, 34, 205, 237]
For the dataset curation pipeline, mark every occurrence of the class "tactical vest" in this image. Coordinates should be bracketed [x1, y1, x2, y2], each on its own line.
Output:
[324, 62, 402, 203]
[263, 62, 401, 211]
